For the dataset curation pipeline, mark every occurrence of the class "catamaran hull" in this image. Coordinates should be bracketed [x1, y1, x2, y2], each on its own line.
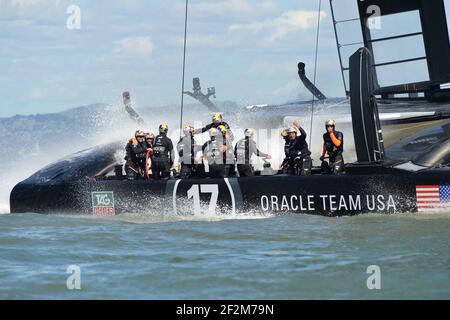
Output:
[9, 169, 450, 216]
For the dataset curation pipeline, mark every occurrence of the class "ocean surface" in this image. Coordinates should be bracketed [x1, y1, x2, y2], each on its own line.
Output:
[0, 211, 449, 300]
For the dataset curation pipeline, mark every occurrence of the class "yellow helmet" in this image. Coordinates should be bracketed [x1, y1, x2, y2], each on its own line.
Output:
[244, 128, 254, 138]
[212, 113, 223, 125]
[281, 128, 289, 137]
[135, 130, 145, 138]
[217, 125, 227, 134]
[159, 123, 168, 134]
[209, 128, 220, 137]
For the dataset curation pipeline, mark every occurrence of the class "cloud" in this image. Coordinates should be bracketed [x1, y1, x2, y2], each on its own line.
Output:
[21, 88, 47, 100]
[113, 36, 155, 57]
[167, 34, 219, 48]
[1, 0, 65, 20]
[246, 60, 295, 77]
[229, 9, 327, 43]
[170, 0, 276, 19]
[271, 79, 300, 98]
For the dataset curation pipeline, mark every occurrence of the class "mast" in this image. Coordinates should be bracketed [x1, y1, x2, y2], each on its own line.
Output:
[179, 0, 189, 138]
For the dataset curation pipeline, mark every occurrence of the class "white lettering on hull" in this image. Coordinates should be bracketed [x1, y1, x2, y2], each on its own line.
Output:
[260, 194, 396, 213]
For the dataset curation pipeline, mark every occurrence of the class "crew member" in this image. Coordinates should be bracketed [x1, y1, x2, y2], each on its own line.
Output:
[177, 125, 204, 178]
[281, 120, 302, 143]
[281, 127, 290, 143]
[144, 133, 154, 179]
[218, 125, 236, 177]
[279, 127, 290, 170]
[125, 130, 149, 180]
[152, 123, 174, 179]
[280, 118, 304, 154]
[145, 132, 154, 146]
[202, 128, 226, 178]
[194, 113, 234, 140]
[283, 125, 312, 175]
[320, 119, 344, 174]
[234, 129, 271, 177]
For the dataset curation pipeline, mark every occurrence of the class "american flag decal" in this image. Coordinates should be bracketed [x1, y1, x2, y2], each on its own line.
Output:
[416, 185, 450, 211]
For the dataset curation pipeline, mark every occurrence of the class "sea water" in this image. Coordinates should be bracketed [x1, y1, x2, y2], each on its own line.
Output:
[0, 211, 449, 299]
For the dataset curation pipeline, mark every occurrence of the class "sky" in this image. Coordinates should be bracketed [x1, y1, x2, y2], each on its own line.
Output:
[0, 0, 449, 117]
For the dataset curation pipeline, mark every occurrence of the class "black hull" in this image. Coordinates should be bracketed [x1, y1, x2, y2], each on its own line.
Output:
[10, 168, 450, 217]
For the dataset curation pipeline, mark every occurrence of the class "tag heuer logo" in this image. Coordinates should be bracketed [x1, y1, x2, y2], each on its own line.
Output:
[92, 192, 115, 216]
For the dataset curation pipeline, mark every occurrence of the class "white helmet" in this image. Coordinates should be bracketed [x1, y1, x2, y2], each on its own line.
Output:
[325, 119, 336, 128]
[288, 127, 298, 134]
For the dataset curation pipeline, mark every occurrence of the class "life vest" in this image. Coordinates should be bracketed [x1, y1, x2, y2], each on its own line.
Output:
[204, 140, 223, 164]
[235, 138, 250, 164]
[177, 135, 196, 165]
[323, 131, 344, 156]
[153, 134, 171, 159]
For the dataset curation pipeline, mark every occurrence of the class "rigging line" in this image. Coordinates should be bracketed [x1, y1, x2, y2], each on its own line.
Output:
[179, 0, 189, 140]
[308, 0, 322, 147]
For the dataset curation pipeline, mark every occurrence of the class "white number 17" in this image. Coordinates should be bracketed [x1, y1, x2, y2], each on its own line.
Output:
[187, 184, 219, 215]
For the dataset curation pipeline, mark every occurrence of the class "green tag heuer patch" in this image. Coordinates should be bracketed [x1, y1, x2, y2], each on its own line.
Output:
[91, 191, 115, 216]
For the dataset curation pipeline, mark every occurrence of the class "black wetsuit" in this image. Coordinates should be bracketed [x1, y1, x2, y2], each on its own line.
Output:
[322, 131, 344, 174]
[176, 135, 205, 178]
[125, 139, 148, 180]
[234, 137, 269, 177]
[202, 139, 226, 178]
[152, 134, 174, 179]
[283, 127, 312, 175]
